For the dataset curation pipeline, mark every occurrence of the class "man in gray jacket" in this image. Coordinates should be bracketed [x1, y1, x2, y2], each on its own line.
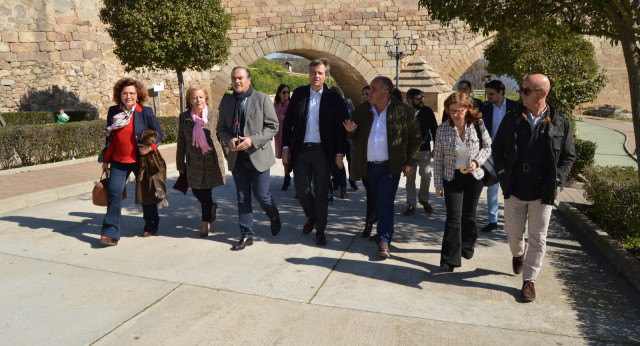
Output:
[218, 66, 281, 250]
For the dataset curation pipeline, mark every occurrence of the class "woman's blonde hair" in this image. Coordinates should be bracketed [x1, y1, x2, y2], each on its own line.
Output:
[443, 91, 482, 123]
[186, 86, 209, 110]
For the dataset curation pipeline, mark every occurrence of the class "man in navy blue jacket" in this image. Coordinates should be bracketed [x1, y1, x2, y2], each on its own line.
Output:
[480, 80, 519, 233]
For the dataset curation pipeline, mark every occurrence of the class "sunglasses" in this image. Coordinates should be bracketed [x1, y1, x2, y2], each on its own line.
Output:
[281, 90, 290, 94]
[519, 88, 543, 96]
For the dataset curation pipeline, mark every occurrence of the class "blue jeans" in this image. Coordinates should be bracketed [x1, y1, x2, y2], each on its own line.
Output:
[367, 162, 400, 246]
[232, 152, 279, 238]
[487, 183, 500, 223]
[102, 161, 159, 240]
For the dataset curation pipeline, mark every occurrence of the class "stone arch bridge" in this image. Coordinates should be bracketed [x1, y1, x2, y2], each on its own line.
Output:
[0, 0, 628, 117]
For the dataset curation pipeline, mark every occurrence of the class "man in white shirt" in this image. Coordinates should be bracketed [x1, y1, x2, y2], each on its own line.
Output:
[480, 80, 519, 233]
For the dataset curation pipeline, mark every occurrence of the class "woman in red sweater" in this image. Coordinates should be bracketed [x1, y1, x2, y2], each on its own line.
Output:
[98, 78, 163, 246]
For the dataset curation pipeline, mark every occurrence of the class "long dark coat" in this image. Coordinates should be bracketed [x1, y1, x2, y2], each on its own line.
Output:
[176, 108, 226, 189]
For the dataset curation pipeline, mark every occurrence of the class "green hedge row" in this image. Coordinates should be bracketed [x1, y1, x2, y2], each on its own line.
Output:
[1, 111, 92, 125]
[0, 117, 179, 169]
[584, 166, 640, 255]
[569, 138, 597, 180]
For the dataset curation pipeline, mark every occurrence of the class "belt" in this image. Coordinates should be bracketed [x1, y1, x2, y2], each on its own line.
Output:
[456, 168, 469, 174]
[368, 160, 389, 165]
[304, 142, 321, 147]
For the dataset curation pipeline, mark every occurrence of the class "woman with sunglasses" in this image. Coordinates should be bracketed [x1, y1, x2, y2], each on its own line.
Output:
[98, 78, 163, 246]
[273, 84, 292, 190]
[433, 91, 492, 272]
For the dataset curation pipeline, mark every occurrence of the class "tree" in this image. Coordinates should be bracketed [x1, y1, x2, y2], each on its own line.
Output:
[419, 0, 640, 180]
[484, 27, 607, 117]
[100, 0, 232, 112]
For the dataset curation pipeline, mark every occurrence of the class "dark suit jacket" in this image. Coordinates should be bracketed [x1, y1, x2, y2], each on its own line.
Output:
[282, 84, 348, 173]
[441, 97, 485, 123]
[481, 98, 519, 138]
[415, 106, 438, 152]
[98, 104, 163, 163]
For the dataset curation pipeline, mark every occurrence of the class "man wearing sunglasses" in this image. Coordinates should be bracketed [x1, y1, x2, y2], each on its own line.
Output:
[480, 80, 520, 233]
[492, 74, 576, 302]
[403, 88, 438, 216]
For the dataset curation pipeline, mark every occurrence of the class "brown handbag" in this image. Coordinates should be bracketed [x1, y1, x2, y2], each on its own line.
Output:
[93, 171, 127, 206]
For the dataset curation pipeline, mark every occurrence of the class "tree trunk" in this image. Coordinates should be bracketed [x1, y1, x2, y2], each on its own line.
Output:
[176, 68, 185, 113]
[620, 37, 640, 182]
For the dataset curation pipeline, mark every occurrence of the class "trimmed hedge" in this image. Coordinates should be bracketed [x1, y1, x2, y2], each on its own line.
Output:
[1, 111, 92, 125]
[0, 116, 179, 169]
[570, 138, 597, 180]
[583, 166, 640, 255]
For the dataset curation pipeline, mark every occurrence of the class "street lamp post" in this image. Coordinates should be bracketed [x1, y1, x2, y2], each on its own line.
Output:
[385, 33, 418, 88]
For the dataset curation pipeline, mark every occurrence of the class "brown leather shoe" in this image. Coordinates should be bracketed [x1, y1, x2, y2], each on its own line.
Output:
[142, 231, 154, 237]
[378, 242, 390, 259]
[402, 205, 416, 216]
[315, 232, 327, 246]
[419, 200, 433, 214]
[303, 220, 314, 235]
[100, 235, 118, 246]
[521, 280, 536, 302]
[512, 245, 526, 274]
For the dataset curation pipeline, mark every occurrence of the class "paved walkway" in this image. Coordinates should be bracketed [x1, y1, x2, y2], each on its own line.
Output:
[1, 141, 640, 344]
[579, 115, 637, 162]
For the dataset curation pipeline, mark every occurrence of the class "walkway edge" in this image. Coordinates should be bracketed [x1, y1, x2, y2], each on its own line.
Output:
[0, 162, 177, 214]
[557, 201, 640, 293]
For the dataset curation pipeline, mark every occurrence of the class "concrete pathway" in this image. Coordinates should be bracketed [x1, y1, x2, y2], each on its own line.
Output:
[1, 149, 639, 344]
[575, 120, 637, 167]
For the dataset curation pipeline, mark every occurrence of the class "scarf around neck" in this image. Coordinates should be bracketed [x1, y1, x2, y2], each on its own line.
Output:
[104, 103, 139, 135]
[191, 106, 212, 154]
[232, 86, 253, 136]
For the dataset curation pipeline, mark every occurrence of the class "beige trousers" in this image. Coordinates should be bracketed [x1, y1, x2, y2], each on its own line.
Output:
[504, 196, 553, 282]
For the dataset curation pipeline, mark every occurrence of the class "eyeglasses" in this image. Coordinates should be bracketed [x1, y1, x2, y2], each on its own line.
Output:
[449, 108, 467, 116]
[281, 90, 290, 94]
[519, 88, 543, 96]
[412, 96, 424, 101]
[121, 92, 137, 96]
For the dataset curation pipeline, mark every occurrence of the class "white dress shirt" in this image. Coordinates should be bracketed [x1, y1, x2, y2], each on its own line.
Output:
[304, 86, 322, 143]
[367, 101, 390, 162]
[491, 100, 507, 140]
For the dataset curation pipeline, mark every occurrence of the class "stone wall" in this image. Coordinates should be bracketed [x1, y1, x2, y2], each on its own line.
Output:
[0, 0, 631, 118]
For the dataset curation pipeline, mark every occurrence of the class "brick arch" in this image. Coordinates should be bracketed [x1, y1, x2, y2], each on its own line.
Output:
[210, 33, 379, 105]
[440, 34, 496, 87]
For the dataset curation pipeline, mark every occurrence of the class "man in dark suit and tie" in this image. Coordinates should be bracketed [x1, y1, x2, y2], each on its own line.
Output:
[218, 66, 281, 251]
[480, 79, 519, 233]
[282, 58, 348, 246]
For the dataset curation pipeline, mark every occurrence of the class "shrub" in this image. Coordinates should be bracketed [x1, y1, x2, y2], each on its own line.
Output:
[158, 116, 179, 144]
[0, 116, 178, 169]
[583, 165, 640, 254]
[1, 111, 93, 126]
[1, 112, 55, 125]
[569, 138, 596, 180]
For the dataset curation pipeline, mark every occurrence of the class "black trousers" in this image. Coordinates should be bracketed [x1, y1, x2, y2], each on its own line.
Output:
[192, 188, 213, 222]
[362, 178, 378, 224]
[293, 144, 330, 233]
[441, 171, 483, 267]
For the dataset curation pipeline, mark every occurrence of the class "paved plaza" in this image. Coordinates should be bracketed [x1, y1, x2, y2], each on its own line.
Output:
[0, 118, 639, 345]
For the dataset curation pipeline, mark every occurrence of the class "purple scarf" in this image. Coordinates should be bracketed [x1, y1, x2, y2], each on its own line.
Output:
[191, 106, 212, 154]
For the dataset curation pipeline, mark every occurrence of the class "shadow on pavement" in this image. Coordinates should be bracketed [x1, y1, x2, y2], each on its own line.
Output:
[548, 210, 640, 344]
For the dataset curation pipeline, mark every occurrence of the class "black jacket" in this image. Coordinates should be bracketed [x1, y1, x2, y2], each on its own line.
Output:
[481, 98, 520, 138]
[415, 106, 438, 152]
[282, 84, 348, 173]
[492, 104, 576, 205]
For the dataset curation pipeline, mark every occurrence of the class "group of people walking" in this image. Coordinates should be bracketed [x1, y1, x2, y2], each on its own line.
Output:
[97, 60, 575, 303]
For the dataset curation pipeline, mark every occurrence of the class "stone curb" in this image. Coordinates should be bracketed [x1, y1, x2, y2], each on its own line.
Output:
[557, 201, 640, 293]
